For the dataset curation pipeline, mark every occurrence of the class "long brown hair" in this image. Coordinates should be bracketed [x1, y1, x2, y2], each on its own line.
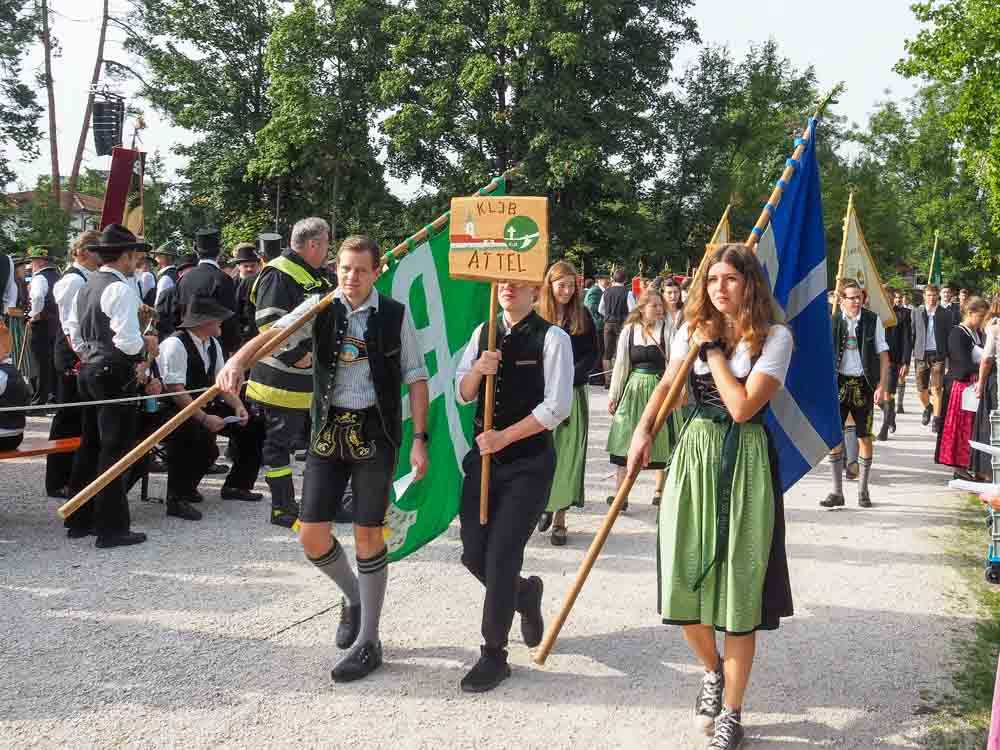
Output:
[624, 288, 665, 330]
[538, 260, 589, 334]
[685, 242, 778, 356]
[987, 296, 1000, 324]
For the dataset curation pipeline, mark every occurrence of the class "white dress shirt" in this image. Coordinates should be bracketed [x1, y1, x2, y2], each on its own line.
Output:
[925, 305, 939, 352]
[137, 270, 156, 300]
[154, 267, 176, 305]
[2, 256, 16, 310]
[199, 258, 220, 269]
[837, 313, 888, 377]
[52, 264, 92, 336]
[28, 266, 54, 320]
[627, 290, 637, 312]
[67, 267, 145, 357]
[455, 315, 574, 430]
[157, 331, 225, 386]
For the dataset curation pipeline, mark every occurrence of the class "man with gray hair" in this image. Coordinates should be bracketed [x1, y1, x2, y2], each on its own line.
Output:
[246, 217, 333, 527]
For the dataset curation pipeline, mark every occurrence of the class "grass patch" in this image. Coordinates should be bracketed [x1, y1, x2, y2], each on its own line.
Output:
[923, 496, 1000, 748]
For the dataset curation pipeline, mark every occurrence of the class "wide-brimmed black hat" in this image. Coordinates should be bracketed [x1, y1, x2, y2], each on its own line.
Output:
[195, 227, 221, 256]
[86, 224, 151, 254]
[177, 253, 199, 273]
[234, 242, 258, 263]
[179, 296, 234, 329]
[258, 232, 282, 261]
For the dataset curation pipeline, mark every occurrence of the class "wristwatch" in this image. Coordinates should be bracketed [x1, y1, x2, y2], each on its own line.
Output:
[413, 432, 430, 443]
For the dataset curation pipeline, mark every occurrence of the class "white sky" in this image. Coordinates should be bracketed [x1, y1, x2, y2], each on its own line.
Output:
[7, 0, 922, 197]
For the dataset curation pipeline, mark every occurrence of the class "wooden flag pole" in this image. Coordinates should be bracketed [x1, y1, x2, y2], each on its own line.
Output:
[58, 169, 519, 521]
[831, 190, 855, 317]
[480, 283, 499, 524]
[533, 84, 844, 666]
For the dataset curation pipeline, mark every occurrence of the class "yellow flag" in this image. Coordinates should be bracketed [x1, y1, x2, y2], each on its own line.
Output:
[708, 204, 731, 245]
[837, 193, 896, 327]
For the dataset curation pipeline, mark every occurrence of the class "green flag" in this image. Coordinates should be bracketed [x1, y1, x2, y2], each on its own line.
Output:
[376, 193, 499, 561]
[927, 232, 942, 286]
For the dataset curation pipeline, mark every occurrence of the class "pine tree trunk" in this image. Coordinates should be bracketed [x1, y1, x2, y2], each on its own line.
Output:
[40, 0, 60, 207]
[66, 0, 109, 212]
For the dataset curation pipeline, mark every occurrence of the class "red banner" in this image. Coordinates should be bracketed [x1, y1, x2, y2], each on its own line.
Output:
[101, 147, 144, 235]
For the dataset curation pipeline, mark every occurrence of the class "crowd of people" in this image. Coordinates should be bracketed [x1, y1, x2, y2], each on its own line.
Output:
[2, 220, 997, 749]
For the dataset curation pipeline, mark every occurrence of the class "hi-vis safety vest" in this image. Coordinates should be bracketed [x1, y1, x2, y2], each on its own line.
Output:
[246, 255, 329, 409]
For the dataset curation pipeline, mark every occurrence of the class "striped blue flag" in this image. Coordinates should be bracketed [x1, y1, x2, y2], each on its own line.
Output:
[755, 118, 843, 491]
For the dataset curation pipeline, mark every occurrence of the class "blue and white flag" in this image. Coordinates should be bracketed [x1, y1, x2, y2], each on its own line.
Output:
[756, 118, 842, 491]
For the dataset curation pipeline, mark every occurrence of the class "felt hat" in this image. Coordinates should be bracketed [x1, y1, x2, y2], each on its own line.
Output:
[153, 240, 180, 258]
[195, 227, 221, 256]
[257, 232, 282, 262]
[26, 245, 51, 260]
[86, 224, 151, 254]
[179, 296, 234, 329]
[234, 242, 258, 263]
[177, 253, 199, 273]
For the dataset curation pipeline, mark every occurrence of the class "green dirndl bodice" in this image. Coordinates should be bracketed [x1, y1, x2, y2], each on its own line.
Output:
[546, 383, 589, 512]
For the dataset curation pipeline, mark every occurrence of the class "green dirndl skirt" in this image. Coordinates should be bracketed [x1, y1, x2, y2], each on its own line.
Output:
[657, 407, 785, 634]
[546, 384, 589, 513]
[607, 370, 675, 469]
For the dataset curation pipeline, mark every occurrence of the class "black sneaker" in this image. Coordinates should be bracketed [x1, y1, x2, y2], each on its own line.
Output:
[708, 708, 744, 749]
[331, 640, 383, 683]
[922, 404, 932, 426]
[518, 576, 544, 647]
[167, 497, 203, 521]
[205, 462, 229, 475]
[336, 598, 360, 650]
[858, 490, 872, 508]
[694, 668, 724, 735]
[460, 647, 510, 693]
[537, 512, 553, 533]
[820, 493, 845, 509]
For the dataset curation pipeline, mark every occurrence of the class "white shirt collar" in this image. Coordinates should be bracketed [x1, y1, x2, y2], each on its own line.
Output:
[72, 262, 93, 278]
[335, 287, 379, 313]
[99, 266, 128, 282]
[198, 258, 220, 268]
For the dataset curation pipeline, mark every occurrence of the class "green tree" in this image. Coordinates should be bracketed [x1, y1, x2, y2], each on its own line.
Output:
[0, 0, 42, 188]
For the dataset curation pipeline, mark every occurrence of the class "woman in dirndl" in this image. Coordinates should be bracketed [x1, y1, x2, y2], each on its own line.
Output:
[535, 261, 599, 546]
[627, 243, 794, 749]
[973, 298, 1000, 479]
[936, 296, 987, 477]
[606, 288, 671, 511]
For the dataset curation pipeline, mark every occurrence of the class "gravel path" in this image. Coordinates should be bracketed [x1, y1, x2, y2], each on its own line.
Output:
[0, 384, 975, 748]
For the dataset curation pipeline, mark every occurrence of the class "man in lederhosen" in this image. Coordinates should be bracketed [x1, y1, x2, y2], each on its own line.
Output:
[913, 284, 952, 433]
[454, 279, 573, 692]
[217, 234, 430, 683]
[26, 245, 61, 405]
[64, 225, 159, 548]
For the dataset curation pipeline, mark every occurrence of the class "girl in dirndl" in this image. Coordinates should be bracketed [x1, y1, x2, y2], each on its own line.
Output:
[627, 243, 794, 750]
[936, 296, 987, 476]
[973, 299, 1000, 479]
[606, 289, 671, 511]
[536, 261, 599, 546]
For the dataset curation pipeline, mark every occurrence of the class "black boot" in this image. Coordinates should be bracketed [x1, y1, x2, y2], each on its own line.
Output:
[876, 403, 890, 441]
[336, 597, 361, 649]
[266, 474, 299, 528]
[460, 646, 511, 693]
[922, 404, 932, 426]
[886, 400, 897, 433]
[517, 576, 544, 647]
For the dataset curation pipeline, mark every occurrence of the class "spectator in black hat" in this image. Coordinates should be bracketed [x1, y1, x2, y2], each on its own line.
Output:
[234, 243, 261, 346]
[177, 228, 239, 355]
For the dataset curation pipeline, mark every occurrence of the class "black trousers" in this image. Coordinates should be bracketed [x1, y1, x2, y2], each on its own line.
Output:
[67, 361, 138, 535]
[459, 442, 556, 649]
[29, 326, 54, 405]
[46, 369, 82, 494]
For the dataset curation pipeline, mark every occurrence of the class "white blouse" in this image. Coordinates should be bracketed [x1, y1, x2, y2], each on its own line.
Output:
[670, 322, 794, 386]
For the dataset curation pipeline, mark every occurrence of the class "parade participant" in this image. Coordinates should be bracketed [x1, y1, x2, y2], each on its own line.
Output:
[941, 284, 961, 326]
[64, 225, 158, 548]
[46, 230, 101, 498]
[877, 285, 913, 441]
[913, 284, 951, 431]
[0, 321, 29, 451]
[959, 288, 970, 310]
[157, 297, 263, 520]
[152, 241, 180, 329]
[822, 280, 889, 509]
[221, 257, 239, 280]
[607, 288, 671, 510]
[26, 245, 61, 405]
[233, 242, 261, 346]
[218, 234, 430, 683]
[627, 243, 794, 749]
[535, 261, 598, 546]
[584, 273, 608, 382]
[935, 296, 987, 477]
[135, 254, 157, 307]
[455, 277, 572, 693]
[156, 252, 197, 340]
[974, 298, 1000, 479]
[1, 252, 15, 316]
[177, 228, 240, 355]
[661, 277, 684, 330]
[893, 289, 914, 414]
[246, 219, 332, 528]
[598, 270, 630, 385]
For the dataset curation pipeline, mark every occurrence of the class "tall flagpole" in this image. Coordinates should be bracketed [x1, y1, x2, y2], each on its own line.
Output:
[533, 84, 845, 666]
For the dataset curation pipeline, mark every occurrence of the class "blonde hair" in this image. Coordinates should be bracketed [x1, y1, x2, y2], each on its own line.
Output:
[624, 288, 664, 328]
[72, 230, 102, 260]
[538, 260, 589, 335]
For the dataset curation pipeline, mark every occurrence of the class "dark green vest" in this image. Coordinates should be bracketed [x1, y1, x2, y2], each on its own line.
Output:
[311, 294, 405, 448]
[833, 308, 881, 388]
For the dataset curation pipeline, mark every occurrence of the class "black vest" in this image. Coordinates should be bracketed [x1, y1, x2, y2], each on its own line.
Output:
[311, 294, 405, 447]
[53, 267, 88, 371]
[158, 266, 178, 287]
[36, 266, 62, 337]
[75, 270, 140, 366]
[475, 311, 553, 463]
[0, 362, 29, 432]
[174, 329, 219, 389]
[602, 285, 629, 323]
[833, 308, 881, 388]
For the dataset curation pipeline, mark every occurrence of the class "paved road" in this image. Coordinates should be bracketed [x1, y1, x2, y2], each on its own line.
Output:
[0, 385, 973, 748]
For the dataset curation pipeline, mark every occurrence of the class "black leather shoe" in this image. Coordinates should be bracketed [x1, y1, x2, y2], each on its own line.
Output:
[221, 487, 263, 502]
[537, 512, 553, 533]
[336, 598, 361, 649]
[271, 507, 299, 528]
[205, 462, 229, 475]
[460, 647, 510, 693]
[66, 526, 95, 538]
[518, 575, 544, 647]
[858, 490, 872, 508]
[331, 640, 383, 683]
[820, 493, 845, 509]
[932, 416, 942, 434]
[167, 498, 203, 521]
[95, 531, 147, 549]
[922, 404, 932, 426]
